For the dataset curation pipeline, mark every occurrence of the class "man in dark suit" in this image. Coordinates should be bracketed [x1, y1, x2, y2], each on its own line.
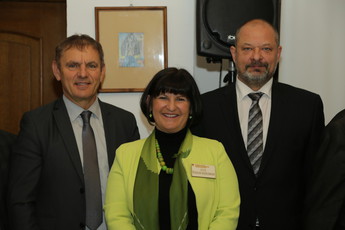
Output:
[192, 19, 325, 230]
[304, 109, 345, 230]
[0, 130, 16, 230]
[7, 34, 140, 230]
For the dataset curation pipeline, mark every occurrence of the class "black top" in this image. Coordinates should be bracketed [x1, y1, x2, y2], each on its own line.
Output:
[0, 130, 17, 230]
[156, 128, 198, 230]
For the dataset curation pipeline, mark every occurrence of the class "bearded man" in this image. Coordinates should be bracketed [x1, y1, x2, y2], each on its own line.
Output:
[192, 19, 325, 230]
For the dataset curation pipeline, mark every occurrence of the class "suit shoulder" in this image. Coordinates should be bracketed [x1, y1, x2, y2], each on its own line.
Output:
[22, 99, 59, 121]
[325, 109, 345, 135]
[0, 130, 17, 141]
[273, 82, 324, 111]
[100, 101, 135, 119]
[0, 130, 17, 149]
[202, 85, 229, 98]
[275, 82, 321, 99]
[100, 100, 135, 117]
[201, 85, 233, 106]
[100, 100, 131, 113]
[329, 109, 345, 124]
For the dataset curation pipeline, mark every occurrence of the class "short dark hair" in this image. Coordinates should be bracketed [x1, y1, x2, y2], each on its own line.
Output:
[54, 34, 105, 69]
[140, 67, 202, 127]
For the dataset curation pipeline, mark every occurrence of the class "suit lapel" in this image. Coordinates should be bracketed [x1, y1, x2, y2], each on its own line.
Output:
[222, 84, 254, 172]
[99, 101, 115, 167]
[257, 81, 285, 176]
[53, 98, 84, 183]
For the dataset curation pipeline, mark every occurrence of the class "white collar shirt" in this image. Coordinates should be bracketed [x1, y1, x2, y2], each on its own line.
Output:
[236, 77, 273, 150]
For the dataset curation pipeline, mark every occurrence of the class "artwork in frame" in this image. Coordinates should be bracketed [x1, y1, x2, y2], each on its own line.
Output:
[95, 6, 168, 92]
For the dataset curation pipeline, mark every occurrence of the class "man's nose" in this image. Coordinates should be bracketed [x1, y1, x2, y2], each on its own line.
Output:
[78, 65, 87, 77]
[251, 48, 263, 60]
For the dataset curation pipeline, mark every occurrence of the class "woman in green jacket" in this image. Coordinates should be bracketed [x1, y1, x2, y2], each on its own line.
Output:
[104, 68, 240, 230]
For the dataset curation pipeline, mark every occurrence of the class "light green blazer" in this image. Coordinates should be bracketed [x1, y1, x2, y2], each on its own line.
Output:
[104, 133, 240, 230]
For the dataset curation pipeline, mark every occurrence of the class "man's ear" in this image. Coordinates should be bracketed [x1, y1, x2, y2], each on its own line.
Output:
[277, 45, 282, 62]
[100, 64, 106, 83]
[230, 46, 237, 63]
[52, 60, 61, 81]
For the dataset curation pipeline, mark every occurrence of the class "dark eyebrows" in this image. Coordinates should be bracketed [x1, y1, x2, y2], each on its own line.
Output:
[86, 61, 99, 66]
[64, 60, 99, 66]
[65, 61, 80, 66]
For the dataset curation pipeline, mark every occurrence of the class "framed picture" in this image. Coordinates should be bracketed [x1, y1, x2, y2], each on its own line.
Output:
[95, 6, 168, 92]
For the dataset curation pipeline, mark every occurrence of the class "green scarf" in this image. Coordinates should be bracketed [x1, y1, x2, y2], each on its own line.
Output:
[133, 129, 193, 230]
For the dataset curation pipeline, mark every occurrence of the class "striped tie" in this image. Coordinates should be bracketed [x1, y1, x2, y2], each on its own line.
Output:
[247, 93, 263, 175]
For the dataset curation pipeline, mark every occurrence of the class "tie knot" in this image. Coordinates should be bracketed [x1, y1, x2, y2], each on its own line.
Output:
[248, 92, 263, 102]
[81, 110, 92, 124]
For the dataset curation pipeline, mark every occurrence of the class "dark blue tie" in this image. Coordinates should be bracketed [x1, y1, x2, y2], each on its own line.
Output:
[81, 111, 102, 230]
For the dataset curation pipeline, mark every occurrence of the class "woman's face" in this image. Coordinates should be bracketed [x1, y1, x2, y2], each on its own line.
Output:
[152, 92, 190, 133]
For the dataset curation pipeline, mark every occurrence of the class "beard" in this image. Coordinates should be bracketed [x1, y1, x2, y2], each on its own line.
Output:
[239, 60, 277, 88]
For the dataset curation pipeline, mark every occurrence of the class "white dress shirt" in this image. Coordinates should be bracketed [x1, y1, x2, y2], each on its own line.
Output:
[236, 77, 273, 150]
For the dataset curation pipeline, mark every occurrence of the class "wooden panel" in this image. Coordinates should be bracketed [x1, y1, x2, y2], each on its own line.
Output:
[0, 1, 66, 134]
[0, 33, 41, 134]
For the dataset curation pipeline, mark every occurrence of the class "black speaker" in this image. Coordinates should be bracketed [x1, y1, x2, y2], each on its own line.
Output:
[196, 0, 281, 60]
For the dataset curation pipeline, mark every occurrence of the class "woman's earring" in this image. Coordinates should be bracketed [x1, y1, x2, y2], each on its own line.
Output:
[149, 113, 153, 118]
[189, 115, 192, 119]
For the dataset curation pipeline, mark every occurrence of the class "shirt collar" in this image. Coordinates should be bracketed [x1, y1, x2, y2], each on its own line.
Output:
[236, 76, 273, 101]
[63, 95, 101, 122]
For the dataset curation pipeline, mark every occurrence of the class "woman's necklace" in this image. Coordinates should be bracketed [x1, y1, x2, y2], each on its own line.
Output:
[155, 139, 174, 174]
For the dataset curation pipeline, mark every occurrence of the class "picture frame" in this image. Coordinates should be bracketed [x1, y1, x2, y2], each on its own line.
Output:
[95, 6, 168, 92]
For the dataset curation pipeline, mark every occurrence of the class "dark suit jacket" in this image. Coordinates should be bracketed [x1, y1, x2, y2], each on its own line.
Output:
[304, 109, 345, 230]
[192, 81, 325, 230]
[7, 98, 140, 230]
[0, 130, 16, 230]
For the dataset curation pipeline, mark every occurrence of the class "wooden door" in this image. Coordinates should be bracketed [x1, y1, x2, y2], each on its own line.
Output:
[0, 1, 66, 134]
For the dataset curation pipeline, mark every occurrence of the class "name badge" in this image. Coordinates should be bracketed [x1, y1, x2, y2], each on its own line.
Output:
[191, 164, 216, 178]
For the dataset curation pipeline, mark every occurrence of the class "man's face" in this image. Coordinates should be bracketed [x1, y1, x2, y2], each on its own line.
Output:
[52, 46, 105, 109]
[230, 20, 282, 90]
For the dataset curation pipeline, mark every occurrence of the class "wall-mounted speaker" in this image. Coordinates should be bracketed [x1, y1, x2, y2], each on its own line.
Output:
[196, 0, 281, 60]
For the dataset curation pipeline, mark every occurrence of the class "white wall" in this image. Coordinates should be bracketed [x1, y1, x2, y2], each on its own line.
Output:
[67, 0, 345, 138]
[67, 0, 196, 137]
[279, 0, 345, 124]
